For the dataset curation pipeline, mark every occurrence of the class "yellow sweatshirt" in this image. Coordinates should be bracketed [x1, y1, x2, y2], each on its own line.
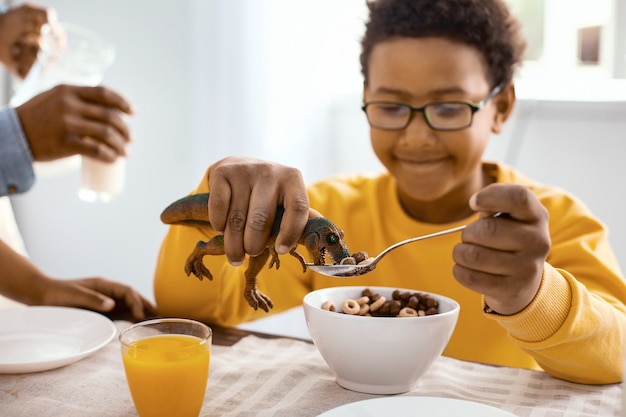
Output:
[154, 162, 626, 384]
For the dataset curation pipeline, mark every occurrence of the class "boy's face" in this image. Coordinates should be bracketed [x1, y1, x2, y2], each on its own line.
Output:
[364, 37, 511, 217]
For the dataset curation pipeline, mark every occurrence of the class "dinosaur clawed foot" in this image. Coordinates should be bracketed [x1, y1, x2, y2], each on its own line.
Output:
[244, 286, 274, 312]
[184, 255, 214, 281]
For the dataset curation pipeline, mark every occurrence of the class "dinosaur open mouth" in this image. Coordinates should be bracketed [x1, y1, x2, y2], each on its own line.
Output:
[318, 247, 327, 265]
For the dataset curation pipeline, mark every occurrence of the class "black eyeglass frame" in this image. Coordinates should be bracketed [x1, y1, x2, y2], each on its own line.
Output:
[361, 83, 505, 131]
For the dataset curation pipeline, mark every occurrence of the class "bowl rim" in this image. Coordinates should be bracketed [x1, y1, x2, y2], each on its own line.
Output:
[303, 286, 460, 321]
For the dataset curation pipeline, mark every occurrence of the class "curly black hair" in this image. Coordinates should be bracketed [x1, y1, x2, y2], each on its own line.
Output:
[360, 0, 527, 88]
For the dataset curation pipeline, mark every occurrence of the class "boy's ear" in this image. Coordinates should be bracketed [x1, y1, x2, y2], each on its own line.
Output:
[491, 82, 516, 134]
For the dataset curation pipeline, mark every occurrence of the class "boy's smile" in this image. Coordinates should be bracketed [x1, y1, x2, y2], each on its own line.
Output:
[363, 37, 510, 223]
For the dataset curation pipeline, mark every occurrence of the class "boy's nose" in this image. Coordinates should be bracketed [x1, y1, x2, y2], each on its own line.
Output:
[399, 112, 437, 145]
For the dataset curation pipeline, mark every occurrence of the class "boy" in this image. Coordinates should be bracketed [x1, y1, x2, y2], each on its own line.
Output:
[155, 0, 626, 384]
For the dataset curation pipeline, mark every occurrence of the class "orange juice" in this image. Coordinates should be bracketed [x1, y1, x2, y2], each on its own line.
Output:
[122, 334, 210, 417]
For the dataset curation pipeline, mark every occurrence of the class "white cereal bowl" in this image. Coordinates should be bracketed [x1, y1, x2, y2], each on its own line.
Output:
[303, 286, 460, 395]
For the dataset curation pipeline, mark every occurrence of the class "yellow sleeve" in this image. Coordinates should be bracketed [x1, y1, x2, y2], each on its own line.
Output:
[484, 264, 625, 384]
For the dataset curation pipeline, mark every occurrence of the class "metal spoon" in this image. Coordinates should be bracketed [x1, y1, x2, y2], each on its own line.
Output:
[305, 213, 504, 278]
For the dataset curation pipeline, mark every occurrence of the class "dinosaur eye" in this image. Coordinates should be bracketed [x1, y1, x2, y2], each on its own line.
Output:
[327, 234, 339, 244]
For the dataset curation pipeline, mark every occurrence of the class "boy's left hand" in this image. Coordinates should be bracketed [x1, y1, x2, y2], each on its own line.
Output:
[452, 183, 551, 315]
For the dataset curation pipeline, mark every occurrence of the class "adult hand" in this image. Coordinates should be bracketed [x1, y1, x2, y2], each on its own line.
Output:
[0, 3, 54, 78]
[452, 183, 551, 315]
[207, 156, 311, 266]
[39, 276, 157, 322]
[15, 84, 135, 162]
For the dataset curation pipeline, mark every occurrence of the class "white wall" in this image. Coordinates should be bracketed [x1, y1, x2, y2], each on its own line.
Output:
[5, 0, 626, 309]
[490, 98, 626, 269]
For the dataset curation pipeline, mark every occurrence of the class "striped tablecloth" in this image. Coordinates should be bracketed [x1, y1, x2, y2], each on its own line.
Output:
[0, 322, 621, 417]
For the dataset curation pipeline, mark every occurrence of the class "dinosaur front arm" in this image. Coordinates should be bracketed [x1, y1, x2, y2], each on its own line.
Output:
[289, 248, 308, 272]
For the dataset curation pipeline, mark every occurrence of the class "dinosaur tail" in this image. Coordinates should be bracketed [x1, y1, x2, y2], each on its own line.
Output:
[160, 193, 211, 225]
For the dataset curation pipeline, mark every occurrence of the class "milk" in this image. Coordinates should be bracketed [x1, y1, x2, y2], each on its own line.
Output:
[79, 157, 126, 203]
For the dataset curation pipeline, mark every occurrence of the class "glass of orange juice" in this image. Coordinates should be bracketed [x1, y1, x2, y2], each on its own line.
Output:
[119, 318, 212, 417]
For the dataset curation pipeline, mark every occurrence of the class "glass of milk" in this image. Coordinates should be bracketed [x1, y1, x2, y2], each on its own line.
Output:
[79, 157, 126, 203]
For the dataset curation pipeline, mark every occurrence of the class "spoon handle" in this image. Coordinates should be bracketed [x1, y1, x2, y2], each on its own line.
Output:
[374, 225, 467, 261]
[374, 212, 504, 263]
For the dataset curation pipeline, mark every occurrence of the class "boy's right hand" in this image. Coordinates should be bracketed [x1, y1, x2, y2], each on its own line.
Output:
[207, 156, 311, 266]
[452, 183, 551, 315]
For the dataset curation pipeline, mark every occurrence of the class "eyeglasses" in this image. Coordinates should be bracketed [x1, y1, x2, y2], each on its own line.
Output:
[361, 84, 503, 131]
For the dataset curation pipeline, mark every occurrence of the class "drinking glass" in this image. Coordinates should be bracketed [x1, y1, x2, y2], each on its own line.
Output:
[119, 318, 212, 417]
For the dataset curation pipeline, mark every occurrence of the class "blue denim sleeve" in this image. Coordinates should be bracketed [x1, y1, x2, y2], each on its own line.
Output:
[0, 107, 35, 196]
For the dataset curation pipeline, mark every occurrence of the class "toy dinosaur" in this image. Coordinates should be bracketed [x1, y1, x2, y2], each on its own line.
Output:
[160, 193, 351, 312]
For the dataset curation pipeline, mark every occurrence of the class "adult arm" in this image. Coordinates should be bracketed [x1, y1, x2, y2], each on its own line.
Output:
[0, 107, 35, 195]
[1, 83, 136, 196]
[0, 238, 156, 321]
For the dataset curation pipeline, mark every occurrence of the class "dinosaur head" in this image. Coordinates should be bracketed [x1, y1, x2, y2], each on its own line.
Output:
[302, 217, 351, 265]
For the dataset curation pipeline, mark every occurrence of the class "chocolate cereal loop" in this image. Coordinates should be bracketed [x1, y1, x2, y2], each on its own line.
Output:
[322, 288, 439, 318]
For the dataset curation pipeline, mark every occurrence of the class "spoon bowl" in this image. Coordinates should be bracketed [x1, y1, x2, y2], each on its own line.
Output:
[305, 263, 377, 277]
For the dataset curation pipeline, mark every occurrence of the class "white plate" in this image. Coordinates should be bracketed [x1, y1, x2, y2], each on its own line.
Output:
[318, 396, 515, 417]
[0, 306, 116, 374]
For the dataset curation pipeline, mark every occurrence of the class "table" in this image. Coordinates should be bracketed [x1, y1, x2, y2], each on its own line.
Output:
[0, 321, 622, 417]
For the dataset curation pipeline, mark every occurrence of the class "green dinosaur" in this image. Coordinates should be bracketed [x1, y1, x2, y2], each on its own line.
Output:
[160, 193, 351, 312]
